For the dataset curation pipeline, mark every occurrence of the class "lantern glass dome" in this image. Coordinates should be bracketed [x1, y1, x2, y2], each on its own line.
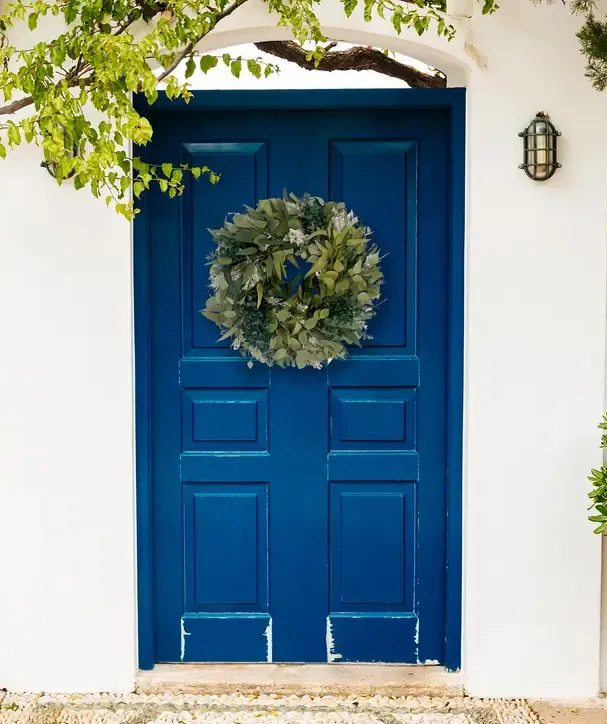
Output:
[518, 112, 561, 181]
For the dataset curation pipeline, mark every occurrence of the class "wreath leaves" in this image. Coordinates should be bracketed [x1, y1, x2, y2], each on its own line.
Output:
[202, 193, 383, 369]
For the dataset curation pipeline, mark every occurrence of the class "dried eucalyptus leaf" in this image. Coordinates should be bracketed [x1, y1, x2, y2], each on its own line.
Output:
[202, 193, 382, 369]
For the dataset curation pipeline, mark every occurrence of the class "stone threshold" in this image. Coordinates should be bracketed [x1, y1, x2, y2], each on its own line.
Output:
[136, 663, 464, 698]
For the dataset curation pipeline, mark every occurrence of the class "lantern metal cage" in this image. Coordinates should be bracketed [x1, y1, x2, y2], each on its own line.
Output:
[518, 112, 561, 181]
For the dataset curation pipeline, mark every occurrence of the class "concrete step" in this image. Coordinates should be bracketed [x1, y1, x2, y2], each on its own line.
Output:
[136, 664, 464, 698]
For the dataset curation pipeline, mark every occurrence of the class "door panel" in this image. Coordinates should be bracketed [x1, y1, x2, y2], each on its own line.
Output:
[329, 140, 416, 349]
[143, 99, 450, 664]
[182, 142, 267, 351]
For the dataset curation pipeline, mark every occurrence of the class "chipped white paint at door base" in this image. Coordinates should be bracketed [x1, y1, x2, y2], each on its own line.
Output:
[180, 619, 191, 662]
[325, 618, 341, 663]
[264, 618, 273, 663]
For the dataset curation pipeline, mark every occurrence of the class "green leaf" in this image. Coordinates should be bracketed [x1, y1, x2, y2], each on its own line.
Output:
[65, 3, 78, 23]
[295, 351, 313, 368]
[273, 252, 283, 279]
[51, 38, 67, 66]
[185, 57, 196, 79]
[230, 59, 242, 78]
[20, 118, 33, 142]
[335, 279, 350, 294]
[200, 55, 219, 74]
[247, 58, 262, 79]
[162, 163, 173, 178]
[305, 254, 328, 278]
[7, 124, 21, 146]
[233, 214, 250, 228]
[343, 0, 358, 17]
[307, 229, 329, 241]
[28, 13, 38, 30]
[218, 327, 235, 341]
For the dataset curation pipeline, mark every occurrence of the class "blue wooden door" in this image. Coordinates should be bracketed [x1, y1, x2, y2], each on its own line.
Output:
[142, 92, 450, 664]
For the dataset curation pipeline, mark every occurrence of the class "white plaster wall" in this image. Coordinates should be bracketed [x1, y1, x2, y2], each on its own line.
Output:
[0, 134, 137, 691]
[462, 2, 607, 697]
[0, 0, 606, 698]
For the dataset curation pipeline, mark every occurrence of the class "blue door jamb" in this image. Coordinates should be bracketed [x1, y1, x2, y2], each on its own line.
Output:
[133, 88, 466, 672]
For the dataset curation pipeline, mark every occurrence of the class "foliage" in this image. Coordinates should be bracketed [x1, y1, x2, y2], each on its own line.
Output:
[577, 10, 607, 90]
[538, 0, 607, 91]
[7, 0, 607, 218]
[0, 0, 498, 218]
[588, 413, 607, 534]
[202, 193, 383, 368]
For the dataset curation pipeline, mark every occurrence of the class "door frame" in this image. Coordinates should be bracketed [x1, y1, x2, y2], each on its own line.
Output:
[133, 88, 466, 672]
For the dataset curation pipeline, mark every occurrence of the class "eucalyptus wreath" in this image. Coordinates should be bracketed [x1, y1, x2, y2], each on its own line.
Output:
[202, 194, 383, 368]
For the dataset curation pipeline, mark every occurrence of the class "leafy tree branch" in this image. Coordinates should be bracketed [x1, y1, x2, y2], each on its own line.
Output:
[0, 0, 495, 218]
[255, 40, 446, 88]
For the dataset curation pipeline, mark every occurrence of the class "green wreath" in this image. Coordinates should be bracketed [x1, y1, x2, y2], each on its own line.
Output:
[202, 193, 383, 369]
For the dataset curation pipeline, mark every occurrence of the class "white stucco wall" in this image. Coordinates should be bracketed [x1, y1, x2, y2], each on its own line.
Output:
[462, 3, 606, 697]
[0, 0, 606, 698]
[0, 143, 137, 691]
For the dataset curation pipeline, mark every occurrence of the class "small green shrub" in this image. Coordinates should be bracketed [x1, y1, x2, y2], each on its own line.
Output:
[588, 413, 607, 534]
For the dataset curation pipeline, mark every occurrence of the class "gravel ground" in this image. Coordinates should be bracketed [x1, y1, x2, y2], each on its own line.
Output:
[0, 692, 542, 724]
[530, 700, 607, 724]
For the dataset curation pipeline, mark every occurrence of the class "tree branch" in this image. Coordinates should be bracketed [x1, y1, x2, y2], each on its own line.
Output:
[0, 0, 248, 116]
[0, 96, 35, 115]
[156, 0, 250, 83]
[0, 70, 99, 115]
[0, 9, 137, 116]
[254, 41, 447, 88]
[0, 2, 442, 118]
